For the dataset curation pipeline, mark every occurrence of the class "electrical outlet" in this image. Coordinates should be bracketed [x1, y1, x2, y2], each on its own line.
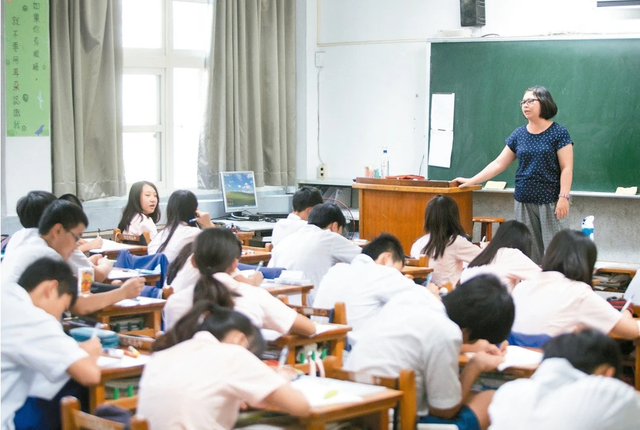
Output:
[317, 164, 328, 180]
[315, 51, 325, 68]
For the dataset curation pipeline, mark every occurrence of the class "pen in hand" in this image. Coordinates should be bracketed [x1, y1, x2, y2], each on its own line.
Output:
[91, 322, 102, 339]
[256, 261, 264, 272]
[277, 346, 289, 371]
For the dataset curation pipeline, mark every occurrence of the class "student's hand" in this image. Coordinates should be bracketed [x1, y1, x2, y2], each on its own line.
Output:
[453, 177, 474, 188]
[120, 277, 145, 299]
[425, 282, 442, 300]
[498, 340, 509, 355]
[85, 236, 103, 250]
[468, 339, 507, 356]
[89, 254, 104, 265]
[555, 198, 569, 219]
[195, 210, 214, 228]
[469, 351, 505, 373]
[247, 271, 264, 286]
[79, 337, 102, 359]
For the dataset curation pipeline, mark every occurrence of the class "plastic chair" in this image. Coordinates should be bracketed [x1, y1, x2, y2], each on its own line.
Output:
[115, 249, 169, 298]
[61, 396, 148, 430]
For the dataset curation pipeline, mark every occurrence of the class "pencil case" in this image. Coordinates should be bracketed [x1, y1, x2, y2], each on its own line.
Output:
[69, 327, 120, 348]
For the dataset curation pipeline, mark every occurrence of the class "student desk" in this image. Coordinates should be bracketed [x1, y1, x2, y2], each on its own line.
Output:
[107, 269, 161, 287]
[263, 283, 313, 306]
[90, 239, 148, 260]
[90, 297, 165, 337]
[401, 266, 433, 279]
[611, 317, 640, 390]
[269, 323, 352, 365]
[93, 353, 150, 413]
[240, 247, 271, 265]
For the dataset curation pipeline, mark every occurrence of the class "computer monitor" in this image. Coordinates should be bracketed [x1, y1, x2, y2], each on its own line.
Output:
[219, 171, 259, 216]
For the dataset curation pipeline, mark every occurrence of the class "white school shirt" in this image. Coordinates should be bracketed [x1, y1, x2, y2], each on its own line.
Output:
[1, 236, 63, 285]
[270, 213, 306, 247]
[410, 234, 481, 287]
[163, 272, 297, 333]
[3, 228, 38, 255]
[489, 358, 640, 430]
[460, 247, 541, 292]
[313, 254, 422, 346]
[267, 224, 362, 305]
[344, 288, 462, 416]
[1, 283, 88, 430]
[137, 331, 287, 430]
[511, 271, 622, 337]
[125, 213, 158, 240]
[148, 223, 200, 264]
[67, 248, 93, 274]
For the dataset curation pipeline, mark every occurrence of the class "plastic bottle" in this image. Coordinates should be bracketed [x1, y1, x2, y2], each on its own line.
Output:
[582, 215, 595, 241]
[380, 148, 389, 178]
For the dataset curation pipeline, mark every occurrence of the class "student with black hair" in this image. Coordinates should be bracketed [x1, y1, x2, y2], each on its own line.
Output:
[314, 233, 423, 346]
[117, 181, 161, 240]
[163, 228, 315, 336]
[268, 202, 362, 304]
[345, 274, 515, 430]
[1, 200, 144, 315]
[410, 195, 481, 287]
[1, 258, 102, 430]
[138, 301, 311, 429]
[489, 329, 640, 429]
[271, 186, 324, 247]
[148, 189, 214, 263]
[460, 220, 540, 292]
[4, 191, 57, 255]
[511, 230, 639, 342]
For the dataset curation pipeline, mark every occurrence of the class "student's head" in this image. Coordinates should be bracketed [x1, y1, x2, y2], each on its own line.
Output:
[543, 329, 622, 378]
[443, 274, 515, 344]
[421, 195, 466, 259]
[362, 233, 405, 271]
[523, 85, 558, 120]
[58, 193, 83, 208]
[153, 300, 264, 356]
[292, 186, 324, 220]
[38, 200, 89, 260]
[118, 181, 161, 232]
[156, 190, 198, 254]
[308, 203, 346, 233]
[542, 230, 597, 285]
[16, 191, 57, 228]
[468, 220, 532, 268]
[191, 228, 241, 308]
[17, 258, 78, 318]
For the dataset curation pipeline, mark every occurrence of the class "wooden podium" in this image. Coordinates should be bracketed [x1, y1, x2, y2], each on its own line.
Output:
[353, 178, 481, 254]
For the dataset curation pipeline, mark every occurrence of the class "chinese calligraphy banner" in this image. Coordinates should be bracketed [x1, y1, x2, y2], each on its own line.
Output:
[5, 0, 50, 137]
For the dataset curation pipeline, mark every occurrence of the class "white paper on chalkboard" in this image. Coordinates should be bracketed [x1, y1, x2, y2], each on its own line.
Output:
[428, 129, 453, 168]
[430, 93, 455, 131]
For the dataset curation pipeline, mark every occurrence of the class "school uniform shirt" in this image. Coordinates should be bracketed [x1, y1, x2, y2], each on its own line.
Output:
[148, 223, 200, 264]
[489, 358, 640, 430]
[511, 271, 622, 337]
[163, 272, 297, 333]
[459, 248, 541, 292]
[3, 228, 38, 255]
[270, 213, 306, 247]
[137, 331, 287, 430]
[67, 248, 94, 274]
[1, 282, 89, 430]
[344, 288, 462, 416]
[313, 254, 422, 346]
[1, 236, 63, 285]
[267, 224, 362, 304]
[410, 234, 481, 286]
[125, 213, 158, 240]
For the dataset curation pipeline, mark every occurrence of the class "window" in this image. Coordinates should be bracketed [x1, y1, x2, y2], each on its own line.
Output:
[122, 0, 212, 190]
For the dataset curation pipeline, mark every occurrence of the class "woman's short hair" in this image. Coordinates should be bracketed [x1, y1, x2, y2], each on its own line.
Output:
[527, 85, 558, 120]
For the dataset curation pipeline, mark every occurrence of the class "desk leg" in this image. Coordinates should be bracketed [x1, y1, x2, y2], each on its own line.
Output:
[89, 384, 105, 413]
[287, 348, 296, 366]
[359, 410, 388, 430]
[305, 421, 326, 430]
[301, 292, 308, 306]
[331, 338, 346, 363]
[152, 310, 162, 335]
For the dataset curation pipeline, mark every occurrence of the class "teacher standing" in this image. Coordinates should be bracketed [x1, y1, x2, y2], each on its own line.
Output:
[455, 86, 573, 264]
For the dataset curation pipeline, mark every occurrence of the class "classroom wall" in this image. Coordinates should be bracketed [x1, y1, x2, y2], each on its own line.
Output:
[295, 0, 640, 263]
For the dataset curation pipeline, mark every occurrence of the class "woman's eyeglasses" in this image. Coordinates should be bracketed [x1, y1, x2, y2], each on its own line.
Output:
[519, 98, 539, 106]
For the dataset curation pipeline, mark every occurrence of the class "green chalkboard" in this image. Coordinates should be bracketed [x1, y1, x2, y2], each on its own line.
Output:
[428, 38, 640, 193]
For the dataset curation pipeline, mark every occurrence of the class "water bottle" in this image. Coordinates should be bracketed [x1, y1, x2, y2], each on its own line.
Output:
[581, 215, 595, 241]
[381, 148, 389, 178]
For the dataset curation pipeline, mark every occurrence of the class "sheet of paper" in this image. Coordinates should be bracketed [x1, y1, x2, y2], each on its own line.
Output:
[615, 186, 637, 195]
[497, 346, 543, 371]
[624, 275, 640, 305]
[430, 93, 455, 131]
[484, 181, 507, 190]
[114, 296, 164, 307]
[90, 239, 138, 253]
[291, 375, 385, 407]
[428, 129, 454, 168]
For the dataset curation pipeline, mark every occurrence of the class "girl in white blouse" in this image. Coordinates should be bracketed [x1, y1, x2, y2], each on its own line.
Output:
[138, 301, 310, 430]
[410, 195, 481, 287]
[118, 181, 161, 241]
[460, 220, 540, 292]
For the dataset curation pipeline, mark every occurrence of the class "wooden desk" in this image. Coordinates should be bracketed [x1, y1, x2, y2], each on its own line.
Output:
[240, 247, 272, 265]
[92, 353, 149, 412]
[90, 239, 147, 260]
[401, 266, 433, 279]
[236, 231, 255, 246]
[107, 269, 161, 287]
[263, 283, 313, 306]
[91, 297, 165, 337]
[611, 317, 640, 390]
[270, 323, 352, 365]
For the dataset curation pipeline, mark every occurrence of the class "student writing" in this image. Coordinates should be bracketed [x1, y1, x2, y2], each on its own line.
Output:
[271, 186, 323, 247]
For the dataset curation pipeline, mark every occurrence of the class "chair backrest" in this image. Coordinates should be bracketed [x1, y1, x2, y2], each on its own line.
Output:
[113, 228, 151, 246]
[287, 302, 347, 325]
[61, 396, 149, 430]
[295, 356, 417, 430]
[405, 254, 429, 267]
